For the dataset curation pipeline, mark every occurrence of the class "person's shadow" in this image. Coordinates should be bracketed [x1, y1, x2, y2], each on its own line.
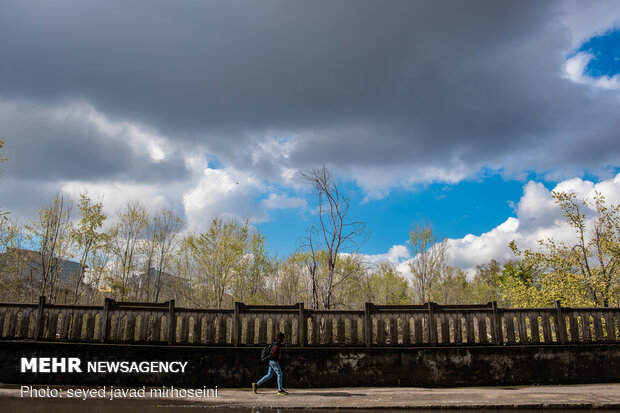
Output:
[290, 391, 367, 397]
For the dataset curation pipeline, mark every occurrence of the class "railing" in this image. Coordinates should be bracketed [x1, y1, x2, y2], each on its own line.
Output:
[0, 297, 618, 346]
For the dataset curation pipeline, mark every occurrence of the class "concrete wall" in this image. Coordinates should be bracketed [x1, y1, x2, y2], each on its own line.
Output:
[2, 341, 619, 388]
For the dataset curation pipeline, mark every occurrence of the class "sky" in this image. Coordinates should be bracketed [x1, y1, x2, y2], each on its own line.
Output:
[1, 1, 620, 276]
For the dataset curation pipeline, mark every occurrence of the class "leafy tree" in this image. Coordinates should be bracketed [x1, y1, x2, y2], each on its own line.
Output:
[364, 261, 411, 305]
[328, 253, 367, 308]
[184, 217, 256, 308]
[408, 223, 447, 303]
[84, 233, 114, 305]
[110, 200, 149, 299]
[508, 191, 620, 307]
[425, 262, 505, 306]
[471, 260, 506, 305]
[269, 253, 310, 305]
[0, 138, 8, 220]
[233, 232, 275, 304]
[152, 207, 183, 302]
[138, 207, 184, 302]
[0, 218, 28, 302]
[169, 235, 201, 307]
[0, 138, 5, 164]
[428, 266, 471, 304]
[27, 194, 74, 303]
[70, 193, 107, 303]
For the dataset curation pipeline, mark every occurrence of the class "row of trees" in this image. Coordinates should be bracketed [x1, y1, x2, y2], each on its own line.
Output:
[0, 153, 618, 308]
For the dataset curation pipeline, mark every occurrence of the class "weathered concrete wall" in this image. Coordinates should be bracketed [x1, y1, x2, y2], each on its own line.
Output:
[1, 341, 619, 387]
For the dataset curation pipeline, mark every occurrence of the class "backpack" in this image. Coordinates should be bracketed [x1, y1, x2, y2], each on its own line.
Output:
[260, 342, 275, 362]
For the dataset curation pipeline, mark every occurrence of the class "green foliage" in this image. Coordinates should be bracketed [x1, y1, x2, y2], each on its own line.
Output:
[233, 232, 275, 304]
[506, 191, 620, 307]
[26, 193, 74, 302]
[109, 200, 149, 299]
[409, 222, 447, 303]
[149, 207, 183, 302]
[365, 262, 411, 305]
[269, 253, 310, 305]
[0, 218, 29, 302]
[330, 253, 368, 308]
[0, 138, 6, 165]
[427, 264, 503, 305]
[470, 260, 505, 305]
[429, 266, 472, 304]
[70, 193, 108, 303]
[0, 138, 8, 220]
[183, 217, 273, 308]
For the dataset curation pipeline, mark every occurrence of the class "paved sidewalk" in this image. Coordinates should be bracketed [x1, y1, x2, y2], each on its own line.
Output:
[1, 383, 620, 409]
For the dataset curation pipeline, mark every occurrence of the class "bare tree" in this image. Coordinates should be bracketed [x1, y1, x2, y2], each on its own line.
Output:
[300, 164, 367, 309]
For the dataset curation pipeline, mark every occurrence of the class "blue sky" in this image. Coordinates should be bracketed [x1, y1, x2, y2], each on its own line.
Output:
[259, 167, 620, 259]
[579, 28, 620, 77]
[259, 174, 525, 257]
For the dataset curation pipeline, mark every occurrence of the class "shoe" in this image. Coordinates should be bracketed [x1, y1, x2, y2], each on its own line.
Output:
[252, 383, 258, 394]
[277, 390, 289, 395]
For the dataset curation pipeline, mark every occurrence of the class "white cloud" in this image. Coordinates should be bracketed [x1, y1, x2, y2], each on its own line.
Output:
[448, 173, 620, 274]
[61, 159, 310, 233]
[364, 244, 410, 267]
[261, 193, 306, 211]
[61, 180, 171, 218]
[514, 181, 561, 231]
[368, 173, 620, 278]
[182, 166, 267, 229]
[358, 244, 414, 283]
[564, 52, 620, 91]
[560, 0, 620, 48]
[353, 161, 473, 202]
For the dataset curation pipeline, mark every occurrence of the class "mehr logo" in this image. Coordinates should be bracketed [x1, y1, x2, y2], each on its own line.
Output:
[21, 358, 82, 373]
[20, 358, 189, 373]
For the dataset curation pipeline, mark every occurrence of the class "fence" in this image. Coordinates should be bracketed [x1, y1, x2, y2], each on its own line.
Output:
[0, 298, 619, 346]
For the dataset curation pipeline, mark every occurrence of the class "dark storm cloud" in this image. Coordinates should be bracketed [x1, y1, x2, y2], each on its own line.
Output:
[0, 100, 189, 183]
[0, 0, 619, 192]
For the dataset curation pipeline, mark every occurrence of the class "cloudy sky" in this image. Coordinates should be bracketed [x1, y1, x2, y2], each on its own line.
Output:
[1, 0, 620, 274]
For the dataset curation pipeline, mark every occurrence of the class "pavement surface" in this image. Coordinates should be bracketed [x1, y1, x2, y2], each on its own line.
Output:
[1, 383, 620, 410]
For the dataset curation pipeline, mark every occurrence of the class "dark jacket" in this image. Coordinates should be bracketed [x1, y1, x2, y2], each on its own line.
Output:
[270, 340, 283, 362]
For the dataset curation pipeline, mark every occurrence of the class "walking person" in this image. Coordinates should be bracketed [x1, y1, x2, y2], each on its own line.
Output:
[252, 332, 288, 395]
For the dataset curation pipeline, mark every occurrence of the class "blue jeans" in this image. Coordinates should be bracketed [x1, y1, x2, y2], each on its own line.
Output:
[257, 360, 283, 391]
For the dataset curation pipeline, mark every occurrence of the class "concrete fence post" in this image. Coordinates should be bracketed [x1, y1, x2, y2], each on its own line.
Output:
[555, 300, 566, 344]
[101, 298, 111, 343]
[428, 302, 437, 345]
[167, 299, 176, 345]
[233, 302, 241, 346]
[491, 301, 502, 345]
[34, 296, 46, 341]
[364, 302, 372, 347]
[298, 302, 306, 346]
